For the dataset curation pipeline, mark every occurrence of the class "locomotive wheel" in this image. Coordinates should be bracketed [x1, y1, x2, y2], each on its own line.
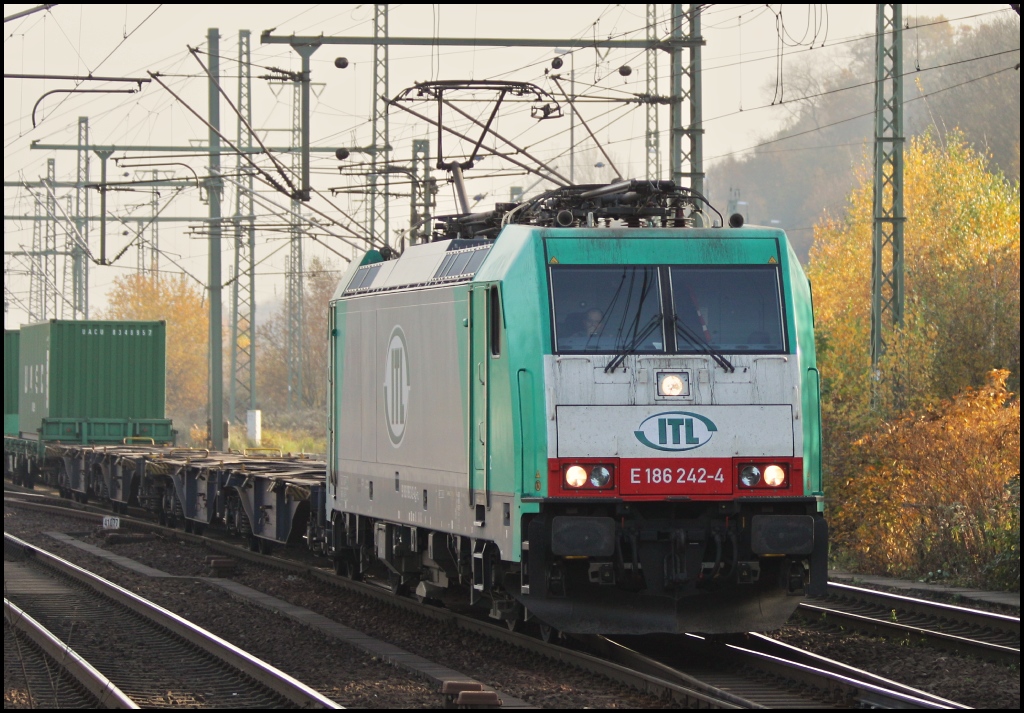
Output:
[539, 623, 557, 643]
[335, 557, 362, 581]
[504, 602, 524, 631]
[388, 573, 408, 596]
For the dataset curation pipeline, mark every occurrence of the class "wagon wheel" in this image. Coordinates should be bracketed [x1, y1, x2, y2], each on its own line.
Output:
[238, 508, 260, 552]
[171, 491, 184, 529]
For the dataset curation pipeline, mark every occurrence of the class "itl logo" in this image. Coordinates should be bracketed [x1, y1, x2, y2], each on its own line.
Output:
[383, 326, 411, 447]
[634, 411, 717, 452]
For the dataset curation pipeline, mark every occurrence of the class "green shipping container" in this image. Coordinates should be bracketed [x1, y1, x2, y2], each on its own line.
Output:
[19, 320, 168, 440]
[4, 329, 19, 435]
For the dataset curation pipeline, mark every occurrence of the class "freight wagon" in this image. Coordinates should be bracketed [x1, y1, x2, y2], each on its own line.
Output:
[4, 320, 174, 492]
[4, 179, 829, 637]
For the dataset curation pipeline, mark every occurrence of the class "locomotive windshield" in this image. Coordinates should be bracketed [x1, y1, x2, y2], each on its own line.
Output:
[550, 266, 665, 353]
[671, 266, 785, 353]
[550, 264, 786, 354]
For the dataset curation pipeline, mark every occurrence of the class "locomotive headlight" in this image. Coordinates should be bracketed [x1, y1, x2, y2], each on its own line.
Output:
[658, 372, 688, 397]
[589, 465, 612, 488]
[739, 465, 761, 487]
[565, 465, 588, 488]
[763, 464, 786, 487]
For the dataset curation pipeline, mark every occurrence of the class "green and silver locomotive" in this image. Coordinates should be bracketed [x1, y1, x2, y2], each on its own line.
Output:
[327, 180, 827, 634]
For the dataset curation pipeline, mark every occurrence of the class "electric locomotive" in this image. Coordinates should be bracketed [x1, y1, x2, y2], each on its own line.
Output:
[328, 179, 827, 635]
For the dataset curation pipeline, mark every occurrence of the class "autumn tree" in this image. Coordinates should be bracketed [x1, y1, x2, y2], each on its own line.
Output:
[830, 371, 1019, 589]
[710, 14, 1020, 260]
[100, 273, 208, 423]
[809, 131, 1020, 426]
[256, 256, 343, 425]
[809, 131, 1020, 588]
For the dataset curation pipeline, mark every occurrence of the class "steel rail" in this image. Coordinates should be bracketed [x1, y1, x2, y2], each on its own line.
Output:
[826, 581, 1020, 634]
[798, 582, 1020, 664]
[4, 598, 137, 708]
[736, 632, 969, 708]
[2, 494, 745, 708]
[592, 631, 965, 709]
[708, 635, 965, 709]
[3, 532, 342, 709]
[1, 490, 981, 708]
[212, 536, 746, 709]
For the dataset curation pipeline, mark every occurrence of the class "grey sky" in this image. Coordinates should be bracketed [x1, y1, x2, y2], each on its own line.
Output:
[3, 4, 1011, 329]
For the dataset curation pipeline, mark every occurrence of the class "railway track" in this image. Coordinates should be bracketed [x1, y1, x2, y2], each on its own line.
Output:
[4, 492, 753, 707]
[4, 615, 109, 709]
[6, 490, 981, 708]
[587, 631, 966, 709]
[797, 582, 1020, 664]
[3, 532, 340, 709]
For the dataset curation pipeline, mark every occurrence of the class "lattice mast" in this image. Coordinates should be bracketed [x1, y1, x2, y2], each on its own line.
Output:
[286, 73, 305, 409]
[871, 4, 905, 368]
[231, 29, 257, 421]
[646, 4, 661, 180]
[670, 4, 704, 196]
[371, 4, 390, 248]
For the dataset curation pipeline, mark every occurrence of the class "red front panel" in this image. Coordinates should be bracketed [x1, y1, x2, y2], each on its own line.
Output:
[619, 458, 733, 495]
[547, 456, 805, 499]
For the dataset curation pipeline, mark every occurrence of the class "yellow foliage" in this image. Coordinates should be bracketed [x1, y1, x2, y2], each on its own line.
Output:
[99, 273, 208, 420]
[809, 131, 1020, 424]
[227, 426, 326, 457]
[256, 256, 340, 415]
[809, 132, 1020, 588]
[829, 371, 1019, 589]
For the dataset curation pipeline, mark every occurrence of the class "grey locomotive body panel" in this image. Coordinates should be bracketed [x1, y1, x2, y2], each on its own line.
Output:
[331, 284, 514, 554]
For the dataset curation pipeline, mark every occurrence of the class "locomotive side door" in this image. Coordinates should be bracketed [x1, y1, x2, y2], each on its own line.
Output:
[468, 283, 492, 521]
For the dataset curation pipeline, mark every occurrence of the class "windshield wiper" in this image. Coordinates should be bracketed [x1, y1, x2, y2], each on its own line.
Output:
[674, 316, 735, 373]
[604, 313, 664, 373]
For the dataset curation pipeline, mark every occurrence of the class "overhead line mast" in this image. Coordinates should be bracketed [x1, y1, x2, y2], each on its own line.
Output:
[372, 4, 390, 249]
[647, 4, 661, 181]
[207, 27, 225, 452]
[231, 29, 257, 425]
[871, 4, 905, 379]
[671, 4, 704, 198]
[74, 117, 89, 318]
[288, 70, 304, 410]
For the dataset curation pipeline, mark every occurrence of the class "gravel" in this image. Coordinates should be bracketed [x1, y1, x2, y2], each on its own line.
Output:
[4, 504, 671, 708]
[770, 621, 1020, 709]
[4, 506, 441, 709]
[5, 501, 1020, 709]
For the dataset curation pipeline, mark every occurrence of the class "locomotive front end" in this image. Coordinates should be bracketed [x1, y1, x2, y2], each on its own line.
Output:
[518, 228, 828, 634]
